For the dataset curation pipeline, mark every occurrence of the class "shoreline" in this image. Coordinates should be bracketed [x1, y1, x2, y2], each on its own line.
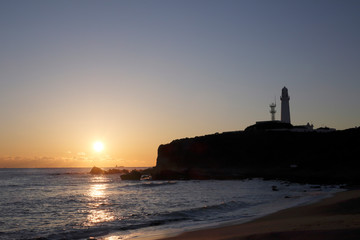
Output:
[154, 189, 360, 240]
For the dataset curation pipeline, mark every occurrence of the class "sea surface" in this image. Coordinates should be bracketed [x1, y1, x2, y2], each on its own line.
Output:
[0, 168, 342, 240]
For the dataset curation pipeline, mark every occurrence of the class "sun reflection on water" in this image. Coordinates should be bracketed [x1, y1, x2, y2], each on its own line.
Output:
[87, 209, 115, 225]
[89, 184, 106, 198]
[85, 176, 115, 226]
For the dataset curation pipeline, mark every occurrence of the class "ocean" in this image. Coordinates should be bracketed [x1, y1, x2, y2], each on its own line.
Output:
[0, 168, 342, 240]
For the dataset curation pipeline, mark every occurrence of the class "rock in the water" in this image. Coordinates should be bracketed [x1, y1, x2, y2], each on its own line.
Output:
[120, 170, 142, 180]
[90, 166, 105, 174]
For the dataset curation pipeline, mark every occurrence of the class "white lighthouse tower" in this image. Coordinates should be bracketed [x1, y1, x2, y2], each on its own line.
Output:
[280, 87, 291, 123]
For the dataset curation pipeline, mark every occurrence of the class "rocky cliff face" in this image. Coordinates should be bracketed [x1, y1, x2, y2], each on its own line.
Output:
[155, 128, 360, 183]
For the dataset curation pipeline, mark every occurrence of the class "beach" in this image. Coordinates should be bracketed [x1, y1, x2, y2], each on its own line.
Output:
[158, 189, 360, 240]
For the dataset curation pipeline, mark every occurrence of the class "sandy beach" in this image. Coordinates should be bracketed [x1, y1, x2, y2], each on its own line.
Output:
[157, 189, 360, 240]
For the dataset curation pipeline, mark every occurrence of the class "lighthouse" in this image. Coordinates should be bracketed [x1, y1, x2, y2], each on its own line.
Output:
[280, 87, 291, 123]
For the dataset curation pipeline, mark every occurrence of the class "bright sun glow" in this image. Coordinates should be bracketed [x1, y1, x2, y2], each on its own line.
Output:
[93, 141, 104, 152]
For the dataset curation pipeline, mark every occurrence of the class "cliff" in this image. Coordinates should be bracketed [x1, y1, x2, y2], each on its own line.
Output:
[154, 127, 360, 183]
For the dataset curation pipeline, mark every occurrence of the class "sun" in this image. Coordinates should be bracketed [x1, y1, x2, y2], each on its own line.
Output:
[93, 141, 104, 153]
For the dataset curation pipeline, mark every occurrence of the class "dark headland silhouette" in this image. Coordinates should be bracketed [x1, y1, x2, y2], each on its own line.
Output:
[117, 87, 360, 184]
[152, 125, 360, 183]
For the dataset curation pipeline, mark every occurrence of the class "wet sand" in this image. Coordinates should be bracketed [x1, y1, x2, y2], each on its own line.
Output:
[157, 189, 360, 240]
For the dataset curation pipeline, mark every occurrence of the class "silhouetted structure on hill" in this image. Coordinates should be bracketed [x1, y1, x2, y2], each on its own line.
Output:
[269, 101, 276, 121]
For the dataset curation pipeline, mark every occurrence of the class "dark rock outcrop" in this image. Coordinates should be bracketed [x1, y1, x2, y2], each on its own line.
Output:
[90, 166, 105, 174]
[154, 127, 360, 183]
[120, 170, 142, 180]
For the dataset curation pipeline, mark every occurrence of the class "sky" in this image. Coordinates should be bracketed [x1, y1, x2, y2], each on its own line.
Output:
[1, 0, 359, 168]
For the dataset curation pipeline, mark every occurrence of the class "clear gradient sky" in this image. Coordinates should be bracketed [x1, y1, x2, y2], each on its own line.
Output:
[1, 0, 359, 168]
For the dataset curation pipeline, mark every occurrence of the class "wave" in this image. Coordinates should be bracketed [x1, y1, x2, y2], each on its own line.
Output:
[153, 199, 254, 221]
[140, 181, 177, 188]
[117, 181, 178, 189]
[36, 217, 187, 240]
[32, 199, 254, 240]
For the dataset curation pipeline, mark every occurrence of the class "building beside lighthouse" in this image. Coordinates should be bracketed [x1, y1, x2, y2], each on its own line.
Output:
[280, 86, 291, 123]
[269, 101, 276, 121]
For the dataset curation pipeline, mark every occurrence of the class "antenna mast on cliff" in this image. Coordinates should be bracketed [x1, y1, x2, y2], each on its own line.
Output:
[269, 97, 276, 121]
